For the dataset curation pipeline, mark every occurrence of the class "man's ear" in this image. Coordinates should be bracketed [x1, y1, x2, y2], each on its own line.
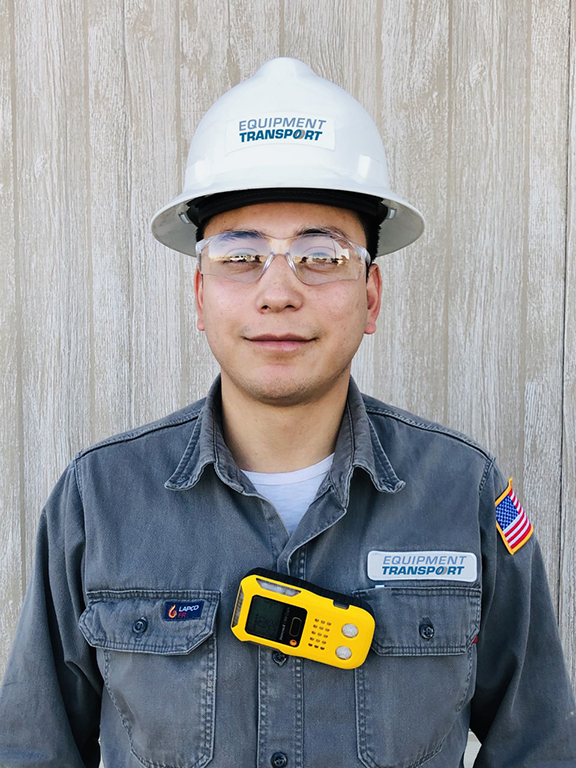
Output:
[194, 268, 205, 331]
[364, 263, 382, 335]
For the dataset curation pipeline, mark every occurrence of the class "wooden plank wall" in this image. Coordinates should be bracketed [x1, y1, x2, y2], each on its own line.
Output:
[0, 0, 574, 694]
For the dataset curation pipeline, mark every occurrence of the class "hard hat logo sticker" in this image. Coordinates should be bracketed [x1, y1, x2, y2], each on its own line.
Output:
[226, 114, 335, 153]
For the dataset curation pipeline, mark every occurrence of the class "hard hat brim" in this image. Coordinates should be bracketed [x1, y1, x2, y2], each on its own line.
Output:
[151, 185, 425, 258]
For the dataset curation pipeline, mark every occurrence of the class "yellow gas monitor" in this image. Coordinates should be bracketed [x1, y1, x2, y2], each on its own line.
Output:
[231, 568, 375, 669]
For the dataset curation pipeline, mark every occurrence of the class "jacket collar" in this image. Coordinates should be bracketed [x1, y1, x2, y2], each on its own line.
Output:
[165, 376, 404, 503]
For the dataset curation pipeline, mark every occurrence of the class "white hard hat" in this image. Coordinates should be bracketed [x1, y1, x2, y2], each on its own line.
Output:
[151, 57, 425, 257]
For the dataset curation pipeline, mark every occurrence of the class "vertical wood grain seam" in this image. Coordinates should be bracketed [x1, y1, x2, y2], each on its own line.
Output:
[84, 0, 95, 446]
[444, 0, 453, 427]
[519, 0, 531, 505]
[515, 0, 531, 512]
[225, 2, 232, 67]
[375, 0, 383, 389]
[122, 0, 135, 428]
[122, 0, 132, 428]
[10, 0, 26, 596]
[279, 0, 285, 57]
[176, 0, 186, 403]
[559, 0, 573, 613]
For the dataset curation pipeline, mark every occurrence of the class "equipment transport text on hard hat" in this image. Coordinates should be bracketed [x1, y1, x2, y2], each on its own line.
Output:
[226, 114, 335, 152]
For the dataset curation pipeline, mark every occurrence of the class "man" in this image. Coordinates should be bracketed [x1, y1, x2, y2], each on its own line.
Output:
[0, 57, 575, 767]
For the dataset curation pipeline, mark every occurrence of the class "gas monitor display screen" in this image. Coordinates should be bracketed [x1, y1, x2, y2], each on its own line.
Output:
[245, 596, 307, 646]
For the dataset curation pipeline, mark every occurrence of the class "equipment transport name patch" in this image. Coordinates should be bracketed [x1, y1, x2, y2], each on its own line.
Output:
[367, 550, 478, 582]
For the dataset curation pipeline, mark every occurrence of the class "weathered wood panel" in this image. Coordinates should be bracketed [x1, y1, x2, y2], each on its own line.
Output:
[0, 0, 23, 674]
[124, 0, 183, 427]
[367, 0, 451, 424]
[559, 0, 576, 683]
[88, 0, 133, 443]
[448, 2, 529, 473]
[14, 0, 92, 580]
[446, 0, 570, 613]
[523, 0, 570, 603]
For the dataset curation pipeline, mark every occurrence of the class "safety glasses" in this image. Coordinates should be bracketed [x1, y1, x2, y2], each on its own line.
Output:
[195, 230, 370, 285]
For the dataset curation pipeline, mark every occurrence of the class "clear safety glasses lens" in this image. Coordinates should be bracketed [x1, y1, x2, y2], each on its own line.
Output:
[196, 232, 368, 285]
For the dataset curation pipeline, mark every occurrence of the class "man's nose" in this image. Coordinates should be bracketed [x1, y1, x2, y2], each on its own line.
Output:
[255, 253, 304, 311]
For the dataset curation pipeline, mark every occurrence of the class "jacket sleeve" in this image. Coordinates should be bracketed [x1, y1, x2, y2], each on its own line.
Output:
[470, 459, 576, 766]
[0, 460, 102, 767]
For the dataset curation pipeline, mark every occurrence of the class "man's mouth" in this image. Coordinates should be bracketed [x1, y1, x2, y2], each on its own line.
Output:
[245, 334, 314, 351]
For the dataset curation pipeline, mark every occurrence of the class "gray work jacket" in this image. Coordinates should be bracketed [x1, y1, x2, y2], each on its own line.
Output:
[1, 377, 575, 768]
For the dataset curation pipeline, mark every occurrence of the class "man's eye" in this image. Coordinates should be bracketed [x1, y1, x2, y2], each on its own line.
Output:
[300, 252, 343, 266]
[221, 252, 264, 264]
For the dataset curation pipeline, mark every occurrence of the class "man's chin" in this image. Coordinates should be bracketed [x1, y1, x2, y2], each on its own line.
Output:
[245, 380, 316, 408]
[224, 370, 349, 409]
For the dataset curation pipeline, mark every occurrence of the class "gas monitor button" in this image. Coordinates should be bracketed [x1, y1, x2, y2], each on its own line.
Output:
[341, 623, 359, 638]
[335, 645, 352, 660]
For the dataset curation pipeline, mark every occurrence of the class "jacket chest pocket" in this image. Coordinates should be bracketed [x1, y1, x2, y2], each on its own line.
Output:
[79, 589, 220, 768]
[354, 585, 481, 768]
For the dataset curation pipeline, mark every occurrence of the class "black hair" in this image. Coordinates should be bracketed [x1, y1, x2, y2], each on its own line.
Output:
[355, 211, 380, 263]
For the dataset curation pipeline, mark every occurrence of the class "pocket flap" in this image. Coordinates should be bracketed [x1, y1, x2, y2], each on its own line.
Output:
[355, 585, 480, 656]
[79, 589, 220, 655]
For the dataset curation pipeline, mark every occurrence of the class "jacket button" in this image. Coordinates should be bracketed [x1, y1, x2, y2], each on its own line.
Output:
[272, 651, 288, 666]
[419, 622, 434, 640]
[132, 617, 148, 634]
[271, 752, 288, 767]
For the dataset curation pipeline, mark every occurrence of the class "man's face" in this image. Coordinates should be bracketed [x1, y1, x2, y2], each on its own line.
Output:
[194, 201, 382, 406]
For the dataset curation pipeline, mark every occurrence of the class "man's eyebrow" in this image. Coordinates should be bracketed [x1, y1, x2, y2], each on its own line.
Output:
[215, 226, 348, 238]
[216, 229, 263, 238]
[295, 226, 348, 238]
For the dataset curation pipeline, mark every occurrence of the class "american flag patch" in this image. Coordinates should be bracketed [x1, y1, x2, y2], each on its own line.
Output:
[495, 478, 533, 554]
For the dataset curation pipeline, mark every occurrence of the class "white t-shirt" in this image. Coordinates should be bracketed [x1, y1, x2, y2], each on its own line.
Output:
[243, 454, 334, 534]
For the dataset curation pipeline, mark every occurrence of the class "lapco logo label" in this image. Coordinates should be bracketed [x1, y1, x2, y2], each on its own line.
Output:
[225, 113, 335, 152]
[163, 600, 204, 621]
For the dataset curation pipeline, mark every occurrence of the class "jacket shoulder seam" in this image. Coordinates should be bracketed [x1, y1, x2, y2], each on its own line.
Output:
[76, 408, 202, 459]
[478, 455, 496, 497]
[364, 403, 494, 462]
[72, 455, 85, 504]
